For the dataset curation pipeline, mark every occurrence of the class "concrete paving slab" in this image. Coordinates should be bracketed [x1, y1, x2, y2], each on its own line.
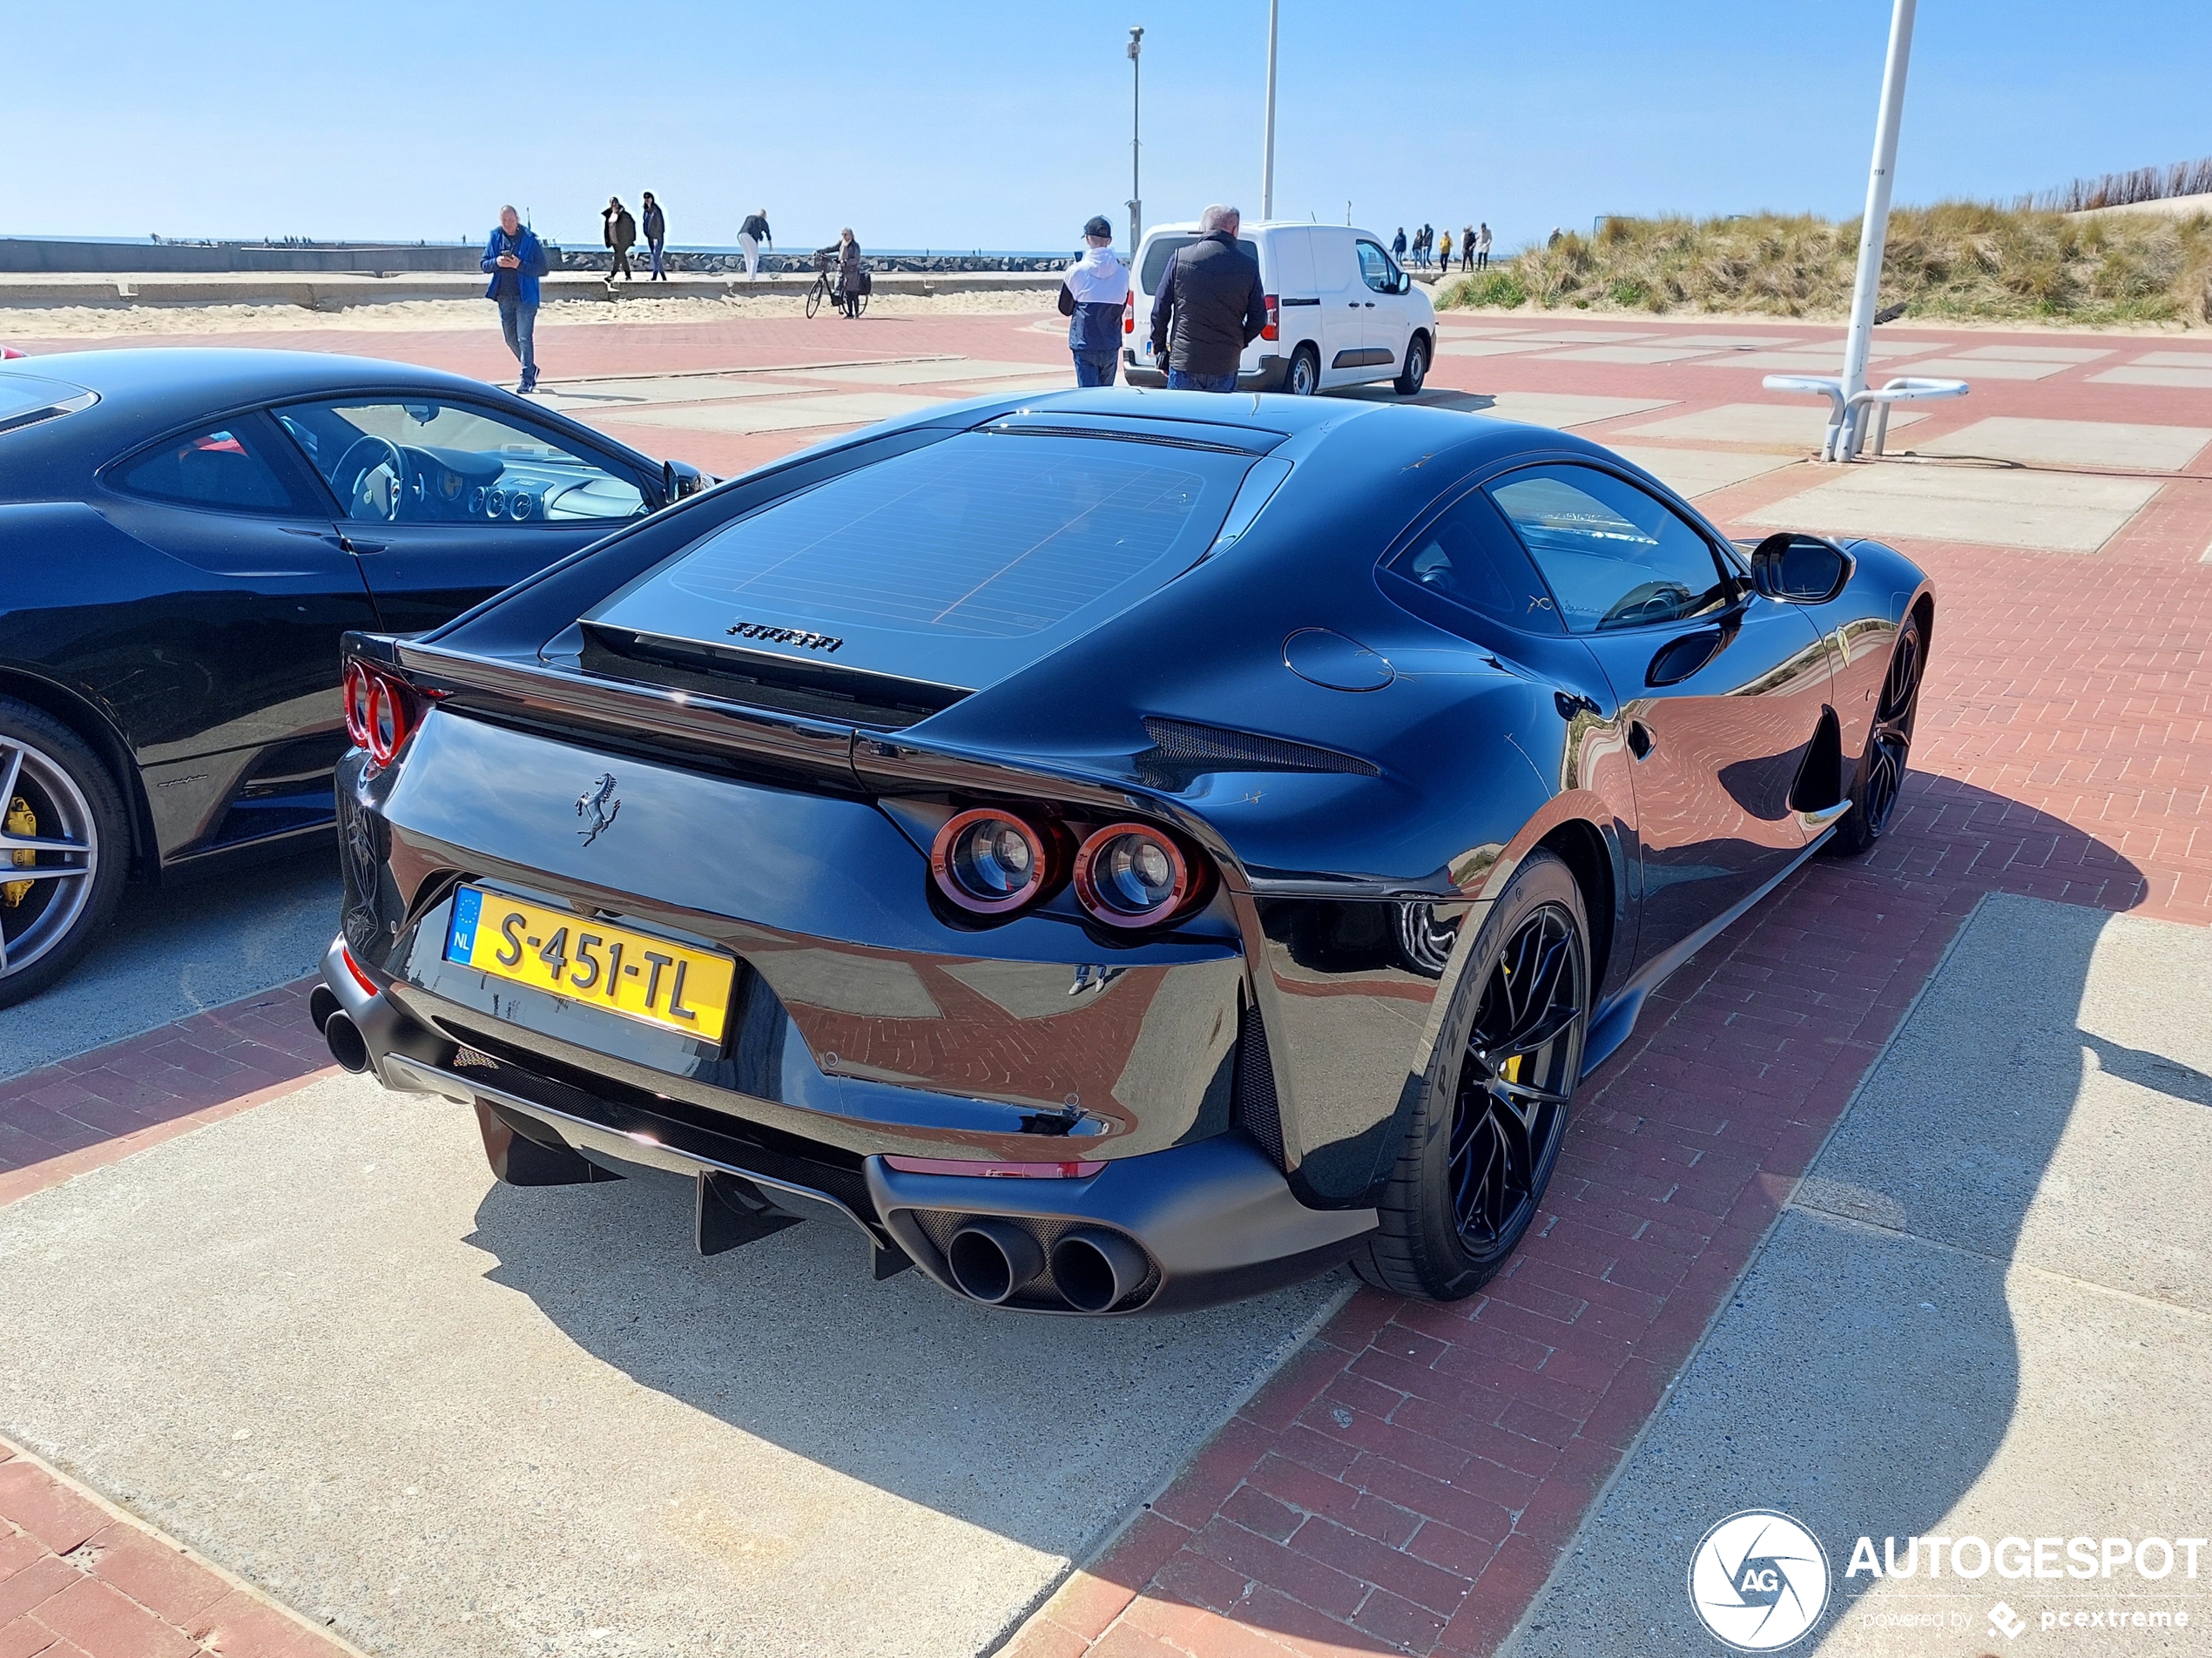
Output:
[1603, 444, 1804, 498]
[784, 359, 1069, 387]
[2131, 351, 2212, 367]
[1622, 402, 1926, 449]
[1914, 415, 2212, 471]
[1749, 460, 2161, 552]
[1701, 349, 1942, 374]
[1438, 338, 1554, 357]
[1893, 355, 2072, 381]
[1537, 344, 1726, 365]
[1487, 329, 1657, 345]
[0, 1077, 1342, 1656]
[1951, 343, 2114, 362]
[1508, 895, 2212, 1658]
[573, 391, 950, 435]
[1474, 393, 1677, 429]
[531, 376, 824, 410]
[0, 846, 339, 1081]
[1662, 334, 1807, 349]
[2094, 365, 2212, 389]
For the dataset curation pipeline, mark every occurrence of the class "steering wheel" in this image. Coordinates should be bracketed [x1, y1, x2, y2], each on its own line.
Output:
[1599, 580, 1693, 630]
[333, 434, 408, 523]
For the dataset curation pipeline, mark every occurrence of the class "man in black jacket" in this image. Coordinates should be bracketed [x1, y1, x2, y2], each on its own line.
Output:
[1148, 204, 1265, 393]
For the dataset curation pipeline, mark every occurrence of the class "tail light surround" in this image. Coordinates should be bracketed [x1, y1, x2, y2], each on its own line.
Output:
[1261, 294, 1280, 342]
[343, 659, 424, 766]
[1123, 290, 1135, 334]
[1074, 821, 1205, 930]
[929, 807, 1067, 916]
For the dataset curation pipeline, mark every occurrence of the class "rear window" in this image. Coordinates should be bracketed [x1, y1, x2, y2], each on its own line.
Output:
[0, 374, 96, 436]
[590, 431, 1251, 662]
[1140, 236, 1259, 294]
[113, 421, 304, 514]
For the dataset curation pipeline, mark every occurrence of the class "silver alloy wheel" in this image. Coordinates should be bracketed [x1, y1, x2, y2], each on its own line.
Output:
[0, 734, 101, 982]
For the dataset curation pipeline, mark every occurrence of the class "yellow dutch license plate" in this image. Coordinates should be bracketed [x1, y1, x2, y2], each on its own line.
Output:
[443, 886, 735, 1043]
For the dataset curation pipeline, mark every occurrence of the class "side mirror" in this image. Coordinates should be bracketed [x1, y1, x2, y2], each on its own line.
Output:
[1749, 532, 1851, 604]
[661, 460, 677, 509]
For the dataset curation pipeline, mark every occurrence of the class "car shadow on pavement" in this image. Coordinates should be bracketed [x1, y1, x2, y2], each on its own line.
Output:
[1509, 782, 2212, 1655]
[464, 1163, 1346, 1560]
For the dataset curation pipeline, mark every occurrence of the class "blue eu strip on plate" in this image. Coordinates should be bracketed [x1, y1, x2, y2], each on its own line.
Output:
[446, 886, 483, 963]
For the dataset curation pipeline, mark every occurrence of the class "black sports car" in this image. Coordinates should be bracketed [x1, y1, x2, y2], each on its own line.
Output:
[0, 348, 704, 1005]
[315, 387, 1930, 1312]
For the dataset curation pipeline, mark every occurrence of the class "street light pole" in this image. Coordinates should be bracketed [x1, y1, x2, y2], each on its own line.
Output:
[1260, 0, 1279, 219]
[1127, 26, 1144, 256]
[1838, 0, 1917, 460]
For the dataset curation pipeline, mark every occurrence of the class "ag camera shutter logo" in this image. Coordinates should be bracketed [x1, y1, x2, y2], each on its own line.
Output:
[1689, 1510, 1831, 1650]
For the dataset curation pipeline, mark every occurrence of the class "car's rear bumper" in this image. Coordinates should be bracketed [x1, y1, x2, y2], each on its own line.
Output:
[315, 933, 1375, 1314]
[1122, 353, 1290, 392]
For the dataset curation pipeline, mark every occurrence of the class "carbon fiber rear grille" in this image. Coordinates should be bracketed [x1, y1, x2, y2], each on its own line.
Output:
[1232, 1004, 1286, 1170]
[1140, 718, 1378, 777]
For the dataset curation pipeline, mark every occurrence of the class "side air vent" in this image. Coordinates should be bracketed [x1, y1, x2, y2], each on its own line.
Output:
[1232, 1003, 1287, 1171]
[1140, 718, 1379, 778]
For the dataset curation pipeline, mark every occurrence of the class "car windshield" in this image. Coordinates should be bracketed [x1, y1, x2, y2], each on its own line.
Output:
[1139, 236, 1260, 293]
[589, 430, 1252, 687]
[0, 373, 96, 436]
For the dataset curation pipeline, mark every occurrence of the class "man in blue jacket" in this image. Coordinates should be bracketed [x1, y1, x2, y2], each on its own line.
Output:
[482, 205, 549, 393]
[1057, 215, 1129, 386]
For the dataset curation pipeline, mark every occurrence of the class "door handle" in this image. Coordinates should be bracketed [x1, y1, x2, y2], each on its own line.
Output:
[338, 535, 388, 554]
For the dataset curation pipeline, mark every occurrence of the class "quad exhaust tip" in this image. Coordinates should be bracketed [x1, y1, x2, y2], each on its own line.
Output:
[1050, 1228, 1151, 1314]
[945, 1217, 1045, 1304]
[323, 1010, 371, 1075]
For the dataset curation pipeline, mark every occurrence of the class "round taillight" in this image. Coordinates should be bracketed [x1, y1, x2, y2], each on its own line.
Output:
[1074, 823, 1200, 929]
[930, 808, 1057, 915]
[366, 676, 405, 765]
[343, 662, 372, 750]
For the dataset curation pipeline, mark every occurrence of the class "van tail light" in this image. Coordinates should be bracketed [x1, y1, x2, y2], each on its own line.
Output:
[1262, 294, 1280, 341]
[1073, 822, 1209, 930]
[1123, 290, 1135, 334]
[343, 658, 429, 765]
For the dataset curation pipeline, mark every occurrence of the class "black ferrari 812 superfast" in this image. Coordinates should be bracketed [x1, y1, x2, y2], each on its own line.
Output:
[317, 387, 1931, 1313]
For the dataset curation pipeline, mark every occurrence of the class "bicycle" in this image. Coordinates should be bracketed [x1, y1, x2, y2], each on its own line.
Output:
[805, 250, 868, 320]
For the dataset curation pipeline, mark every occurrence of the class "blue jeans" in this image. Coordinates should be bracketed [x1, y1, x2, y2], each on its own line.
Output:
[648, 239, 667, 279]
[1074, 351, 1119, 388]
[497, 295, 538, 388]
[1167, 368, 1238, 393]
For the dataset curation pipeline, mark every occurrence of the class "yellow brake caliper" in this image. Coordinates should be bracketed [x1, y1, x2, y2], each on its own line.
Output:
[3, 795, 34, 908]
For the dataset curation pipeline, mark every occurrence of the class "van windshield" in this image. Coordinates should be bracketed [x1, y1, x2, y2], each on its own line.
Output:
[1140, 236, 1259, 294]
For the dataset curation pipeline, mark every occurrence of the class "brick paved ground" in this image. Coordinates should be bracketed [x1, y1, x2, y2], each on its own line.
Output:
[2, 304, 2207, 1656]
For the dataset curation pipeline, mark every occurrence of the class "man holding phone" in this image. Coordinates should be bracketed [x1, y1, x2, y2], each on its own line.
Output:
[482, 205, 548, 393]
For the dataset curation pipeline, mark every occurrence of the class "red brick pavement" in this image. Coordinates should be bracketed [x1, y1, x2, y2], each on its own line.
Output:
[0, 1439, 356, 1658]
[3, 309, 2209, 1656]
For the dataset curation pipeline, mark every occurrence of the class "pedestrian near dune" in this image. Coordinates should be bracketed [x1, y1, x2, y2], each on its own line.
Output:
[642, 192, 668, 280]
[1437, 227, 1453, 272]
[738, 208, 772, 280]
[1059, 214, 1129, 387]
[835, 228, 865, 319]
[1461, 224, 1474, 271]
[1475, 221, 1492, 269]
[1148, 203, 1264, 394]
[1392, 226, 1407, 263]
[604, 196, 637, 281]
[481, 204, 547, 394]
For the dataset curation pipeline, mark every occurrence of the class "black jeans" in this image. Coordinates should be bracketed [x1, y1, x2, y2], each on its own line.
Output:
[610, 246, 632, 280]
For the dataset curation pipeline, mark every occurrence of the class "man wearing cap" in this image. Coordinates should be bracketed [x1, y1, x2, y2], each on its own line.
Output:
[1058, 215, 1130, 387]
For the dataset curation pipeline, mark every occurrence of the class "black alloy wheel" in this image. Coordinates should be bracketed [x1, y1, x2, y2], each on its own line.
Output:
[1394, 334, 1430, 396]
[1356, 850, 1590, 1300]
[1287, 345, 1321, 396]
[1829, 609, 1925, 856]
[0, 698, 130, 1008]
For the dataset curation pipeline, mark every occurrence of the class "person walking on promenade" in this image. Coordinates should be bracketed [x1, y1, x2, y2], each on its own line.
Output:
[738, 208, 772, 280]
[1437, 226, 1453, 273]
[1461, 224, 1474, 271]
[1392, 226, 1407, 264]
[1475, 221, 1493, 269]
[641, 192, 668, 280]
[603, 196, 637, 282]
[1058, 214, 1128, 387]
[834, 228, 865, 319]
[1147, 203, 1264, 394]
[481, 204, 548, 394]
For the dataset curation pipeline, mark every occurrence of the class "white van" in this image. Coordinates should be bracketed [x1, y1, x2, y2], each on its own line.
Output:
[1122, 220, 1436, 397]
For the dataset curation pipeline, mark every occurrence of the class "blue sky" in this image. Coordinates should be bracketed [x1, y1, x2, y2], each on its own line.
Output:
[6, 0, 2207, 255]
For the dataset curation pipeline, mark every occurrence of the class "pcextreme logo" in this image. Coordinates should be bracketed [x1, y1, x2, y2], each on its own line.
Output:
[1689, 1510, 1833, 1651]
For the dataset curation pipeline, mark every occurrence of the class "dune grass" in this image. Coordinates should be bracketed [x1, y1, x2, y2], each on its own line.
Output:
[1438, 202, 2212, 327]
